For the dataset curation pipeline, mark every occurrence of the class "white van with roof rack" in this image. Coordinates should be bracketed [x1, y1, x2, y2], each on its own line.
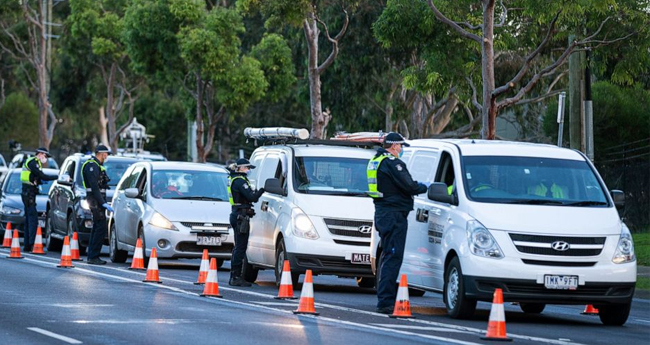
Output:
[370, 139, 636, 325]
[242, 128, 379, 288]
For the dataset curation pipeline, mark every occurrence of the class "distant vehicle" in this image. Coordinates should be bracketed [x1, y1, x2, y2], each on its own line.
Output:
[0, 168, 57, 237]
[9, 151, 59, 170]
[116, 148, 167, 162]
[45, 154, 139, 252]
[0, 153, 8, 182]
[108, 161, 233, 266]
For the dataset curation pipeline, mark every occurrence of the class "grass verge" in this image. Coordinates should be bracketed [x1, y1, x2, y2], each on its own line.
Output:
[633, 232, 650, 266]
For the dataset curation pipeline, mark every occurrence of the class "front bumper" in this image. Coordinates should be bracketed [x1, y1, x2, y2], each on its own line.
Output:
[144, 224, 234, 259]
[286, 253, 374, 278]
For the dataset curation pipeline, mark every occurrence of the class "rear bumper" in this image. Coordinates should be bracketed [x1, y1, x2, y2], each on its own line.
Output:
[287, 253, 374, 278]
[2, 213, 47, 235]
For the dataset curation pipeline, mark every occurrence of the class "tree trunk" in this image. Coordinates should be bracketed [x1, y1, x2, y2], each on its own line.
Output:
[481, 0, 496, 140]
[195, 74, 205, 162]
[99, 107, 108, 145]
[106, 63, 118, 151]
[305, 18, 329, 139]
[37, 2, 51, 149]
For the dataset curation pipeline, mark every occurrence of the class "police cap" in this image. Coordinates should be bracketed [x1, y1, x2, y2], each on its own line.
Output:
[95, 144, 112, 155]
[383, 132, 410, 147]
[35, 147, 52, 157]
[236, 158, 256, 169]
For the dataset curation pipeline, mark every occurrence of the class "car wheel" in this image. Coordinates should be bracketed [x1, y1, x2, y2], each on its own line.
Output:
[216, 259, 224, 269]
[520, 303, 545, 314]
[45, 212, 62, 252]
[444, 257, 477, 319]
[67, 215, 86, 255]
[242, 256, 259, 283]
[597, 303, 631, 326]
[109, 223, 128, 263]
[357, 277, 375, 289]
[275, 239, 299, 287]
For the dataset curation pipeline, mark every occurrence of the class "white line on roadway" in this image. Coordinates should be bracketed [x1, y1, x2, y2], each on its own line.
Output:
[27, 327, 82, 344]
[371, 324, 473, 334]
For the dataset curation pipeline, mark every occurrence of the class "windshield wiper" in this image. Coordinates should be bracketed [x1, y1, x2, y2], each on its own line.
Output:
[169, 196, 224, 201]
[505, 199, 564, 205]
[563, 201, 608, 207]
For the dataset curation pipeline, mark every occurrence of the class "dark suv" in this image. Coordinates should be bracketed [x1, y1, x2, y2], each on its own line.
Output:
[46, 154, 138, 251]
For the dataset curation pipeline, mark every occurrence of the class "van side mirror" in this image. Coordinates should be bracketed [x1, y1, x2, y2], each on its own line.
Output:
[427, 182, 455, 204]
[264, 178, 285, 196]
[125, 188, 140, 199]
[610, 190, 625, 209]
[57, 174, 72, 186]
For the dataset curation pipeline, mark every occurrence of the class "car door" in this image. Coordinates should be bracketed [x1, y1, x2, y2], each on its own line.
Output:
[249, 152, 282, 265]
[114, 165, 142, 245]
[50, 159, 68, 232]
[123, 166, 145, 245]
[111, 164, 135, 242]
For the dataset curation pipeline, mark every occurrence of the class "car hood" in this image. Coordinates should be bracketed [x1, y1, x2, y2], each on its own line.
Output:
[150, 199, 231, 223]
[292, 193, 375, 220]
[468, 203, 622, 235]
[2, 194, 48, 213]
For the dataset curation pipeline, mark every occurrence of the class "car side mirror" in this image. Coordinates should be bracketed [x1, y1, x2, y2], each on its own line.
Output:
[264, 178, 285, 196]
[610, 190, 625, 210]
[427, 182, 455, 204]
[125, 188, 140, 199]
[57, 174, 72, 186]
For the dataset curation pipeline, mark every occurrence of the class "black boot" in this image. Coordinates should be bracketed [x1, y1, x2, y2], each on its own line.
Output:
[229, 271, 251, 287]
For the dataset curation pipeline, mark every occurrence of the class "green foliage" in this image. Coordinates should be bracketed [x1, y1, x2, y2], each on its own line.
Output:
[219, 56, 268, 113]
[0, 93, 39, 149]
[634, 232, 650, 266]
[251, 34, 296, 102]
[236, 0, 311, 28]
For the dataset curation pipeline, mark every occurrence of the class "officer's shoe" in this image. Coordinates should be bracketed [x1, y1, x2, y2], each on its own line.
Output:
[375, 305, 394, 314]
[87, 258, 107, 265]
[229, 276, 252, 287]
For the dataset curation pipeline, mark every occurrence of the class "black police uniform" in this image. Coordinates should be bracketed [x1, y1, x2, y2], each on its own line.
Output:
[82, 155, 111, 263]
[372, 145, 427, 312]
[228, 167, 264, 286]
[21, 151, 56, 252]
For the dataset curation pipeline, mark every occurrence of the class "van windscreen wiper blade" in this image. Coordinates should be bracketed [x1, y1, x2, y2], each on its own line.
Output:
[505, 199, 564, 205]
[563, 201, 608, 206]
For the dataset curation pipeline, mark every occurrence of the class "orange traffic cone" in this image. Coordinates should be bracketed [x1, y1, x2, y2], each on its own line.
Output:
[32, 227, 45, 254]
[70, 232, 81, 261]
[2, 222, 13, 247]
[194, 249, 210, 285]
[7, 230, 24, 259]
[129, 238, 146, 270]
[143, 247, 162, 283]
[293, 270, 318, 315]
[57, 236, 74, 268]
[200, 258, 223, 298]
[390, 274, 414, 318]
[581, 304, 599, 315]
[481, 288, 512, 341]
[275, 260, 297, 299]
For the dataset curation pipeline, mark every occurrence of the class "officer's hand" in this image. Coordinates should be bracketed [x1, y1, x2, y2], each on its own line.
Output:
[102, 203, 115, 213]
[259, 187, 266, 194]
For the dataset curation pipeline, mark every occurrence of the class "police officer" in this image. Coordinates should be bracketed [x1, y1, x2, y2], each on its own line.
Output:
[21, 148, 57, 252]
[228, 158, 264, 287]
[367, 132, 427, 314]
[82, 144, 114, 265]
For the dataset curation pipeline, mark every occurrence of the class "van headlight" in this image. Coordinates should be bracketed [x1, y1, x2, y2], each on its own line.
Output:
[80, 199, 91, 210]
[612, 224, 635, 264]
[149, 212, 177, 231]
[291, 207, 319, 240]
[467, 220, 503, 258]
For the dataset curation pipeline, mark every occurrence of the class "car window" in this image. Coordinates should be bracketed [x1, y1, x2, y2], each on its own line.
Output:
[409, 150, 440, 184]
[257, 154, 280, 190]
[104, 160, 136, 187]
[435, 151, 456, 192]
[247, 153, 265, 188]
[0, 155, 6, 167]
[3, 172, 53, 195]
[118, 166, 143, 191]
[151, 169, 228, 201]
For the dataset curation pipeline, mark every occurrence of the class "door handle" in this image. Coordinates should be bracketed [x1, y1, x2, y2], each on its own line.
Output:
[415, 208, 429, 223]
[261, 201, 269, 212]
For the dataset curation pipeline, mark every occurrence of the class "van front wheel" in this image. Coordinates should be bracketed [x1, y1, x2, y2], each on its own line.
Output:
[597, 303, 631, 326]
[444, 257, 476, 319]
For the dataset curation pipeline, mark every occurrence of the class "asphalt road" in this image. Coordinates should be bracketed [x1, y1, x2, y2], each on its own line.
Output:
[1, 248, 649, 345]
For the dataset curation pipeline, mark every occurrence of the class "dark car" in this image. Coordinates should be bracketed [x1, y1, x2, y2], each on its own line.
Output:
[46, 154, 138, 251]
[0, 168, 58, 237]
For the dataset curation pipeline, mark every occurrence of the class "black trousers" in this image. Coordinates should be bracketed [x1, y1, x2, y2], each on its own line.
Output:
[375, 210, 409, 309]
[229, 212, 249, 277]
[87, 207, 107, 260]
[21, 189, 38, 251]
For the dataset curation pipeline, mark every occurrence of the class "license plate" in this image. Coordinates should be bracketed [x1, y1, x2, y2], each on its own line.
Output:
[38, 220, 45, 228]
[544, 275, 578, 290]
[196, 236, 222, 246]
[351, 253, 370, 265]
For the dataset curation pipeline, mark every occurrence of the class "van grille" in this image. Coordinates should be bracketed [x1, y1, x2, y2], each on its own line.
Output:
[180, 222, 230, 229]
[509, 233, 606, 257]
[323, 218, 373, 238]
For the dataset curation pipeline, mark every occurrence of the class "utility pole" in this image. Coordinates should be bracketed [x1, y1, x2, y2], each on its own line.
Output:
[584, 49, 594, 161]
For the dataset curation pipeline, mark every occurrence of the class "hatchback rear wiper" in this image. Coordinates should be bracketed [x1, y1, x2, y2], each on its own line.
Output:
[170, 196, 224, 201]
[505, 199, 564, 205]
[563, 201, 608, 207]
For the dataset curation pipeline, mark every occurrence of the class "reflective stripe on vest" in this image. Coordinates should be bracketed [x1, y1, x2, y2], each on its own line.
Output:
[81, 158, 106, 189]
[20, 157, 42, 184]
[227, 176, 247, 206]
[367, 154, 390, 198]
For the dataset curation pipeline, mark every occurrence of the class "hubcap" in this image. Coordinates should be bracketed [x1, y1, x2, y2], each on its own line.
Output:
[447, 268, 459, 309]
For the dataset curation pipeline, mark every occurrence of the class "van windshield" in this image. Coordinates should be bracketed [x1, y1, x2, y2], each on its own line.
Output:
[293, 157, 369, 196]
[462, 156, 610, 207]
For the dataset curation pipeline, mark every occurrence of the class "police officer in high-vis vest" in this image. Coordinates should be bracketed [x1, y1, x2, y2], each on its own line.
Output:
[82, 144, 114, 265]
[367, 133, 427, 314]
[21, 148, 57, 252]
[228, 158, 265, 287]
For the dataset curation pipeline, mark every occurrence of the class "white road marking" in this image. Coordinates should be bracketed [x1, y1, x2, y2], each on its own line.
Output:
[633, 319, 650, 323]
[48, 303, 113, 308]
[27, 327, 82, 344]
[372, 324, 472, 334]
[255, 301, 299, 306]
[68, 319, 222, 325]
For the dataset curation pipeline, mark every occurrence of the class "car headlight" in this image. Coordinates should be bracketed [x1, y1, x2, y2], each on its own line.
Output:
[149, 212, 177, 231]
[467, 220, 503, 258]
[80, 199, 91, 210]
[612, 224, 635, 264]
[1, 205, 22, 215]
[291, 207, 319, 240]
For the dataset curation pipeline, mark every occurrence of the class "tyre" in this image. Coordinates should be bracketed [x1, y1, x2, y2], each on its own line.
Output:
[520, 303, 545, 314]
[443, 256, 477, 319]
[45, 211, 62, 252]
[275, 239, 300, 287]
[138, 228, 149, 266]
[67, 215, 86, 255]
[109, 223, 127, 263]
[357, 277, 375, 289]
[216, 259, 224, 269]
[242, 256, 259, 283]
[409, 288, 426, 297]
[598, 303, 631, 326]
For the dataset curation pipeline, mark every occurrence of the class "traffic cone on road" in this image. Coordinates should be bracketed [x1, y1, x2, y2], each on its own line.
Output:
[129, 238, 146, 270]
[275, 260, 297, 299]
[481, 288, 512, 341]
[57, 236, 74, 268]
[2, 222, 13, 247]
[581, 304, 599, 315]
[7, 230, 24, 259]
[390, 274, 414, 319]
[143, 248, 162, 283]
[293, 270, 319, 315]
[32, 227, 45, 254]
[70, 232, 81, 261]
[200, 258, 223, 298]
[194, 249, 210, 285]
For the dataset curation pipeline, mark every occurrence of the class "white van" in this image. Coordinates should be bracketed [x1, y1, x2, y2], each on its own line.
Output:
[370, 139, 636, 325]
[242, 128, 377, 287]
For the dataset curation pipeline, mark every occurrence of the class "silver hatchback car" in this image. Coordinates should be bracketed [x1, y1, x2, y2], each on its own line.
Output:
[108, 161, 234, 267]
